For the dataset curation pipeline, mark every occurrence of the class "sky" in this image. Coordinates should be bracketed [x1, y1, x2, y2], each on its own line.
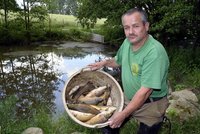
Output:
[16, 0, 23, 7]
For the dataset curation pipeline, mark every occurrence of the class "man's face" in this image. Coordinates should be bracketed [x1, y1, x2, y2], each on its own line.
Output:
[122, 12, 149, 45]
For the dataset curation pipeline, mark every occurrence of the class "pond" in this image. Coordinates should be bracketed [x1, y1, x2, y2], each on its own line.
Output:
[0, 41, 118, 118]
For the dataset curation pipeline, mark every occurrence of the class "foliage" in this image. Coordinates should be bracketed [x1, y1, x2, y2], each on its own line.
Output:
[44, 29, 68, 40]
[185, 68, 200, 89]
[67, 28, 92, 42]
[100, 24, 124, 46]
[30, 5, 48, 21]
[167, 46, 200, 91]
[44, 0, 59, 14]
[2, 96, 200, 133]
[76, 0, 123, 29]
[0, 24, 26, 45]
[0, 96, 24, 134]
[56, 0, 78, 15]
[149, 1, 200, 46]
[0, 0, 19, 12]
[76, 0, 200, 47]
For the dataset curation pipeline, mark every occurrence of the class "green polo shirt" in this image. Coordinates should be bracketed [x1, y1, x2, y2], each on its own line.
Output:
[115, 35, 169, 100]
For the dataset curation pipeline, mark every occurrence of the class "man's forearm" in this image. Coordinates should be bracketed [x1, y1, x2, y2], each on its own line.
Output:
[122, 87, 152, 118]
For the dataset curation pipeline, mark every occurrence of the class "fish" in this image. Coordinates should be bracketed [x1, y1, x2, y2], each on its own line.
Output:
[67, 103, 100, 115]
[85, 113, 107, 125]
[85, 85, 107, 97]
[69, 85, 81, 96]
[69, 110, 95, 122]
[71, 81, 96, 102]
[100, 106, 117, 118]
[78, 96, 103, 105]
[99, 87, 111, 105]
[90, 105, 110, 111]
[106, 97, 113, 106]
[85, 106, 116, 125]
[66, 83, 85, 103]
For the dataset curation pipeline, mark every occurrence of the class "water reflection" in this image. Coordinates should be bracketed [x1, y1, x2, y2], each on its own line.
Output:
[0, 42, 115, 118]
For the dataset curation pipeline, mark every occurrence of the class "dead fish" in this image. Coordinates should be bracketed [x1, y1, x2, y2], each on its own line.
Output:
[69, 85, 81, 96]
[78, 95, 85, 100]
[85, 85, 107, 97]
[90, 105, 110, 111]
[99, 87, 111, 105]
[69, 110, 95, 122]
[78, 96, 103, 105]
[66, 83, 85, 103]
[67, 103, 100, 115]
[100, 106, 116, 118]
[71, 81, 95, 102]
[106, 97, 113, 106]
[85, 113, 107, 125]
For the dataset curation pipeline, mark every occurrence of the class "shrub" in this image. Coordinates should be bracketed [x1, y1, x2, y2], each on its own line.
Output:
[44, 30, 67, 40]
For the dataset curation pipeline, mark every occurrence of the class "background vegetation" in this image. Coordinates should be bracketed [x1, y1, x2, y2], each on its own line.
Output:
[0, 0, 200, 133]
[1, 96, 200, 134]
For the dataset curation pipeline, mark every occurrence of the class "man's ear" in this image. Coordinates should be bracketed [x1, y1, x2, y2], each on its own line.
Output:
[145, 22, 150, 32]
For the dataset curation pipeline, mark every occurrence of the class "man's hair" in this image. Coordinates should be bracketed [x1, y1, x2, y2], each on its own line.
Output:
[121, 7, 148, 23]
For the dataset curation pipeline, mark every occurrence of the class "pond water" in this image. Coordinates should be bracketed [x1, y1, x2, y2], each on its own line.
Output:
[0, 41, 117, 118]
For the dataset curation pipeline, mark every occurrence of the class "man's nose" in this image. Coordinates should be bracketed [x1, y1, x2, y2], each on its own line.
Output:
[129, 28, 134, 34]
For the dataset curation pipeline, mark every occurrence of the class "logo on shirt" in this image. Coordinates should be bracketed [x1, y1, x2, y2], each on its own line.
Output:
[131, 63, 139, 76]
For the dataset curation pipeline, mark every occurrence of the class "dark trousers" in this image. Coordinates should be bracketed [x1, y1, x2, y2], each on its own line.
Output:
[101, 121, 163, 134]
[137, 122, 163, 134]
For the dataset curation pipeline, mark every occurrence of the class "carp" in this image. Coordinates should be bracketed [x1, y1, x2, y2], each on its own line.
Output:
[90, 105, 110, 111]
[67, 103, 100, 115]
[69, 110, 95, 122]
[100, 106, 116, 118]
[78, 96, 103, 105]
[71, 81, 96, 102]
[106, 97, 113, 106]
[99, 87, 111, 105]
[85, 85, 107, 97]
[68, 85, 81, 96]
[85, 113, 107, 125]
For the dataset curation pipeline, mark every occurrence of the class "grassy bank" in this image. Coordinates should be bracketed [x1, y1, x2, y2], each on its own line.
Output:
[0, 13, 106, 45]
[48, 14, 105, 30]
[1, 96, 200, 134]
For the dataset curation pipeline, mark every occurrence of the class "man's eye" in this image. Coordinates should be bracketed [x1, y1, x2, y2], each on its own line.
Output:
[134, 25, 139, 28]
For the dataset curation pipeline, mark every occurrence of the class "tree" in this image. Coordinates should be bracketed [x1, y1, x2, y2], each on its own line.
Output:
[44, 0, 59, 31]
[57, 0, 78, 15]
[0, 0, 18, 28]
[76, 0, 200, 47]
[19, 0, 48, 44]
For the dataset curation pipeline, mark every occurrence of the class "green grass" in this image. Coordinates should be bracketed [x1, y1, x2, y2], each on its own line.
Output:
[47, 14, 105, 31]
[0, 12, 106, 44]
[1, 96, 200, 134]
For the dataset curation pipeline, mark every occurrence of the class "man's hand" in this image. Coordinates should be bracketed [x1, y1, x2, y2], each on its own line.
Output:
[88, 58, 119, 71]
[87, 61, 106, 71]
[108, 111, 126, 128]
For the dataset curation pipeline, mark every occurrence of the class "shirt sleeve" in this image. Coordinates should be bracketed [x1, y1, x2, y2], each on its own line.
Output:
[114, 39, 127, 65]
[141, 49, 167, 89]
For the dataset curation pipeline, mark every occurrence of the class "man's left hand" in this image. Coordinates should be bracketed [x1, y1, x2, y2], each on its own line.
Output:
[108, 111, 126, 128]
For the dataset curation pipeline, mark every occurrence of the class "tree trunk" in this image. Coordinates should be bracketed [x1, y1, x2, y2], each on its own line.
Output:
[3, 0, 8, 28]
[23, 0, 30, 45]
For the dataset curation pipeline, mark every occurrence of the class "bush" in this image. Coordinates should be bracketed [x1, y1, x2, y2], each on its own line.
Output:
[100, 24, 124, 46]
[168, 47, 200, 91]
[67, 29, 92, 42]
[185, 68, 200, 89]
[44, 30, 67, 40]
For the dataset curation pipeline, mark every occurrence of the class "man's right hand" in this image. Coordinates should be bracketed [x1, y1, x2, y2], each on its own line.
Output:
[87, 61, 106, 71]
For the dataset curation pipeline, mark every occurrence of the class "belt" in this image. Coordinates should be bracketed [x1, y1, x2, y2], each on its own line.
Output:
[144, 96, 165, 104]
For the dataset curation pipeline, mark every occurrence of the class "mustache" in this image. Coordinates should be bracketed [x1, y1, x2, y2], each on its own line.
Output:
[128, 34, 137, 37]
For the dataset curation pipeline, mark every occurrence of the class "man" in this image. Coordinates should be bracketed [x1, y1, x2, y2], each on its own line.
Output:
[88, 7, 169, 134]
